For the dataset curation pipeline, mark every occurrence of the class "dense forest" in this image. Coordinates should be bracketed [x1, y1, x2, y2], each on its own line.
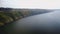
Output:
[0, 8, 52, 26]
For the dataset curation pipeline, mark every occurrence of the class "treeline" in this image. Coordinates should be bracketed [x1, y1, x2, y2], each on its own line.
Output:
[0, 11, 23, 26]
[0, 8, 52, 26]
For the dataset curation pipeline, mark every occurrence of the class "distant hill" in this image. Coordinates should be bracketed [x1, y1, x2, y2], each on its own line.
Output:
[0, 7, 53, 16]
[0, 7, 12, 12]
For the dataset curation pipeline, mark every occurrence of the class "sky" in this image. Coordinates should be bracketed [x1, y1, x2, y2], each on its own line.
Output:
[0, 0, 60, 9]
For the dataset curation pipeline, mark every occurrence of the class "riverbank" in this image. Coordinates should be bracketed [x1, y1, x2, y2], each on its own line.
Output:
[0, 8, 52, 27]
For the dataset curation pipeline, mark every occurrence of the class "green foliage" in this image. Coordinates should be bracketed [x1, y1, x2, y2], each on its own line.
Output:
[0, 11, 23, 26]
[0, 13, 13, 23]
[0, 10, 31, 26]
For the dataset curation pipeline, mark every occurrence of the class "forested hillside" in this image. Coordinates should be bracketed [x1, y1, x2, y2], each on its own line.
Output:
[0, 8, 52, 26]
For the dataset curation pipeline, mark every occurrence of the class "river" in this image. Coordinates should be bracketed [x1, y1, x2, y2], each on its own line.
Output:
[1, 11, 60, 34]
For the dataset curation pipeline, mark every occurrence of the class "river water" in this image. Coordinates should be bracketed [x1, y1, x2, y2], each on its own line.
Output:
[2, 11, 60, 34]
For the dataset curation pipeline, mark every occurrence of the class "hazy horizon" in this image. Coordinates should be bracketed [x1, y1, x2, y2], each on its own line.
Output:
[0, 0, 60, 9]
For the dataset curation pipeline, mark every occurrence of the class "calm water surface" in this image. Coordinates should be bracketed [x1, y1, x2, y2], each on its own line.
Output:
[2, 11, 60, 34]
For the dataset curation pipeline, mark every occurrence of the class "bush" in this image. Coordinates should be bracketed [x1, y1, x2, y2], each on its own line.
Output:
[0, 12, 13, 23]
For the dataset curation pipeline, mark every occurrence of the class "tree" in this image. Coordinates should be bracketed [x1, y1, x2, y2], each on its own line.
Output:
[0, 12, 13, 23]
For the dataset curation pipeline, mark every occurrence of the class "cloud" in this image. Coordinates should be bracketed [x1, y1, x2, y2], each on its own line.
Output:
[0, 0, 60, 9]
